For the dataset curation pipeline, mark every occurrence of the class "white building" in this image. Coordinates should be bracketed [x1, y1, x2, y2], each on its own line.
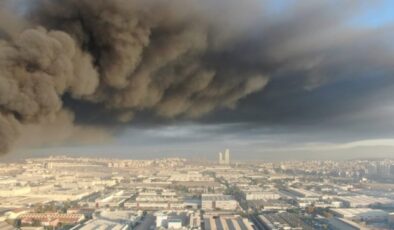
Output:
[201, 194, 238, 210]
[337, 195, 394, 208]
[167, 219, 183, 229]
[155, 212, 188, 229]
[332, 208, 388, 222]
[218, 149, 230, 165]
[245, 192, 280, 201]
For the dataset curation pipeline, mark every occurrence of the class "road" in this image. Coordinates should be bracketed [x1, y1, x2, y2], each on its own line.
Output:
[135, 213, 155, 230]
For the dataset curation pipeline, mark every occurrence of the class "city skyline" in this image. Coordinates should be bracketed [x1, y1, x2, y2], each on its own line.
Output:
[1, 155, 394, 229]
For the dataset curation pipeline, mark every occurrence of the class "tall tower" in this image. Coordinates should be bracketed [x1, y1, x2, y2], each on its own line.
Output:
[219, 152, 223, 165]
[219, 149, 230, 165]
[224, 149, 230, 165]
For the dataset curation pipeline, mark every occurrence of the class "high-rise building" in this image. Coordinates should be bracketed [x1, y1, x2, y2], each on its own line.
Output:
[224, 149, 230, 165]
[218, 149, 230, 165]
[218, 152, 224, 165]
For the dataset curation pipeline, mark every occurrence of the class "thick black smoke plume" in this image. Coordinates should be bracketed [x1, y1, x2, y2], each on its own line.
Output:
[1, 0, 393, 154]
[0, 0, 269, 153]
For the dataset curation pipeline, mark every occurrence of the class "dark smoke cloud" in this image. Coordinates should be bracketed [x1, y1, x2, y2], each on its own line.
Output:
[0, 0, 268, 153]
[0, 0, 393, 154]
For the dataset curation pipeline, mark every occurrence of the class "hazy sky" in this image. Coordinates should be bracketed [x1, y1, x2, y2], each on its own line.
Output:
[2, 0, 394, 160]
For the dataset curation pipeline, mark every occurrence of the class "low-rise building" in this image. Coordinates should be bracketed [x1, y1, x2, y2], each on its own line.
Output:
[331, 208, 388, 222]
[258, 212, 314, 230]
[201, 194, 238, 211]
[336, 195, 394, 208]
[203, 215, 253, 230]
[244, 191, 281, 201]
[19, 213, 85, 228]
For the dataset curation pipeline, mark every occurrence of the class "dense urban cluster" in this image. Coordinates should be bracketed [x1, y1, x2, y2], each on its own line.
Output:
[0, 152, 394, 229]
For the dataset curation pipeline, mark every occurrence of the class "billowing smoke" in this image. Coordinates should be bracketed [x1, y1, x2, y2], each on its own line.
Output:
[0, 0, 268, 153]
[1, 0, 393, 154]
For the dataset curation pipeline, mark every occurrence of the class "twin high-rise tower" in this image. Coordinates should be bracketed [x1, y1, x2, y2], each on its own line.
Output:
[218, 149, 230, 165]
